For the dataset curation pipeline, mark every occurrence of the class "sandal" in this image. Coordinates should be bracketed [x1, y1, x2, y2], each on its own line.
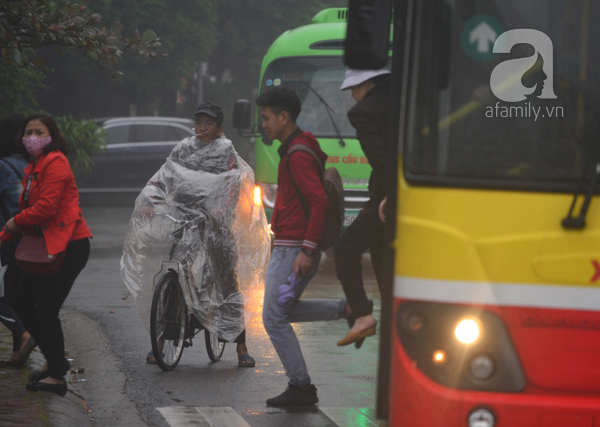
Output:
[238, 354, 255, 368]
[13, 337, 36, 368]
[146, 351, 157, 365]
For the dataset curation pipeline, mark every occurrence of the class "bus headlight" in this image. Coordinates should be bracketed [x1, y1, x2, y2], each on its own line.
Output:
[432, 350, 447, 365]
[258, 182, 277, 209]
[253, 185, 262, 205]
[455, 318, 480, 344]
[396, 302, 525, 392]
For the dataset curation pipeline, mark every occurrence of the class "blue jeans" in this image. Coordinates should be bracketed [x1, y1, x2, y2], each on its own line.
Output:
[262, 246, 346, 387]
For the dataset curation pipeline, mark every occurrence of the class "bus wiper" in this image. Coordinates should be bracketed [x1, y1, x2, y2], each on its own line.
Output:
[561, 162, 600, 229]
[301, 80, 346, 147]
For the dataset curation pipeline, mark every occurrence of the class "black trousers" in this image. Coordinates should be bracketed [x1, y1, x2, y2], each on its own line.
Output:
[0, 240, 26, 352]
[334, 206, 384, 318]
[13, 238, 90, 379]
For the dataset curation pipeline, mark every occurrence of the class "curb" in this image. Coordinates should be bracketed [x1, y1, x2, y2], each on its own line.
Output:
[29, 345, 93, 426]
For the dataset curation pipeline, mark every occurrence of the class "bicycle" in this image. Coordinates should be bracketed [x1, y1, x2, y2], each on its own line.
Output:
[149, 214, 226, 371]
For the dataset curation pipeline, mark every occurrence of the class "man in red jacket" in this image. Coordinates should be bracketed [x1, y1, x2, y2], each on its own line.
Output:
[256, 87, 348, 407]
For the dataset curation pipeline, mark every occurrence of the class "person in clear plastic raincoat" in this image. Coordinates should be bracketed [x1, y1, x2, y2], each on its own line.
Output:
[121, 103, 271, 367]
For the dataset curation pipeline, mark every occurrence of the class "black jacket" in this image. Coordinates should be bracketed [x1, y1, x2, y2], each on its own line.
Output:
[347, 82, 390, 209]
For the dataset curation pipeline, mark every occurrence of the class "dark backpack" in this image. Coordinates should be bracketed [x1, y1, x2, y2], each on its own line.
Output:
[286, 144, 344, 251]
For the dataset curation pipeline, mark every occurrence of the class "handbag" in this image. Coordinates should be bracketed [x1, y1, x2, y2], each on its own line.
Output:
[15, 235, 66, 277]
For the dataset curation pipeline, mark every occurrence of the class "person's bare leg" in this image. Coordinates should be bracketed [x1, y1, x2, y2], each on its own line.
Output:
[236, 342, 255, 367]
[236, 342, 249, 357]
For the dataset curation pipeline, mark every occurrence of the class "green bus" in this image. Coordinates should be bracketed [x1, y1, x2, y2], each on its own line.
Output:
[234, 8, 380, 226]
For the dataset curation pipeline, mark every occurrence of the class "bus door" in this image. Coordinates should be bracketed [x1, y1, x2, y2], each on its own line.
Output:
[350, 0, 600, 425]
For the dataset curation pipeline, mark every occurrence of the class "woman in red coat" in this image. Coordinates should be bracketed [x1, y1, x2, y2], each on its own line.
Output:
[0, 113, 92, 396]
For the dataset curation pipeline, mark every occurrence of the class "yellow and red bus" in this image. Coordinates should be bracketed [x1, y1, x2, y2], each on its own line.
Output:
[347, 0, 600, 426]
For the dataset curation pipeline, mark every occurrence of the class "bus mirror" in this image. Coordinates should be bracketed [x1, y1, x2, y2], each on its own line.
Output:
[233, 99, 251, 131]
[344, 0, 393, 70]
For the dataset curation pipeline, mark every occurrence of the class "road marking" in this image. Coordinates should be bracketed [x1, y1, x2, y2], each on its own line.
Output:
[158, 407, 251, 427]
[159, 406, 383, 427]
[321, 407, 383, 427]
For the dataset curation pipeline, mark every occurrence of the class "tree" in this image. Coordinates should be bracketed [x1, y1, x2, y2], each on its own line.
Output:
[0, 0, 165, 78]
[35, 0, 219, 118]
[0, 64, 45, 117]
[0, 1, 170, 181]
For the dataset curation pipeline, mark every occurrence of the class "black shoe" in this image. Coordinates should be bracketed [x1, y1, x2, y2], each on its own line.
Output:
[0, 360, 16, 368]
[29, 370, 49, 382]
[26, 380, 67, 397]
[266, 385, 319, 407]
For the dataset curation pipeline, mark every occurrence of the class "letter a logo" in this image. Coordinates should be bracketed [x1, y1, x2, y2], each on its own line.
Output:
[490, 29, 557, 102]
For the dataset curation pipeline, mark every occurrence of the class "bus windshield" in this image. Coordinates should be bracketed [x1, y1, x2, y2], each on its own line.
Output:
[405, 0, 600, 191]
[261, 57, 356, 138]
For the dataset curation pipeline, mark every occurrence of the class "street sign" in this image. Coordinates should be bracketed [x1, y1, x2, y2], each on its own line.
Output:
[460, 14, 504, 62]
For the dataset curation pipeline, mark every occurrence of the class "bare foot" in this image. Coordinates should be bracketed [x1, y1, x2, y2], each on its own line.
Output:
[236, 342, 249, 357]
[4, 332, 34, 363]
[349, 314, 377, 334]
[39, 377, 64, 385]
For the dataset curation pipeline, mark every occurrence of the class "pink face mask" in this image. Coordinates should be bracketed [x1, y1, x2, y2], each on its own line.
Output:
[22, 135, 52, 157]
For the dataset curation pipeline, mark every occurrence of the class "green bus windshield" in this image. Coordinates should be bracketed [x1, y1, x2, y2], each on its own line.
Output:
[404, 0, 600, 191]
[261, 57, 356, 139]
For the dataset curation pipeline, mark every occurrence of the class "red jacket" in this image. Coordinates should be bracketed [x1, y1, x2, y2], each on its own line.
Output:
[271, 129, 329, 251]
[1, 151, 92, 255]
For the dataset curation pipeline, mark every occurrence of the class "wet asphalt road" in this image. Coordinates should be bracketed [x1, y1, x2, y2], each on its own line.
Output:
[61, 202, 384, 427]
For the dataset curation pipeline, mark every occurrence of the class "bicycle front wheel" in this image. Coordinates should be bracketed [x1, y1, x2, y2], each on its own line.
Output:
[150, 271, 187, 371]
[205, 329, 225, 362]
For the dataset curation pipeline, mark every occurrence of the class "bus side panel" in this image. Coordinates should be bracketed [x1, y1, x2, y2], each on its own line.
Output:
[390, 299, 600, 427]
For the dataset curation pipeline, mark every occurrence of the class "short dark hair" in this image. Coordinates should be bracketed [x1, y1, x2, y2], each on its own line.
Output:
[17, 114, 69, 161]
[0, 113, 25, 158]
[255, 87, 301, 122]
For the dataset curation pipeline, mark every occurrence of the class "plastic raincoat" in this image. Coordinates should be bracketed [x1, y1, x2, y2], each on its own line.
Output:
[121, 135, 270, 342]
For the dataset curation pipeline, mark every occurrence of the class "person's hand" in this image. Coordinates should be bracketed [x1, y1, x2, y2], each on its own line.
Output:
[379, 196, 388, 223]
[4, 218, 22, 234]
[292, 251, 313, 277]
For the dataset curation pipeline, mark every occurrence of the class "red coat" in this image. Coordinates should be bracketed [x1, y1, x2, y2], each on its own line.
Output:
[271, 130, 329, 250]
[1, 151, 92, 255]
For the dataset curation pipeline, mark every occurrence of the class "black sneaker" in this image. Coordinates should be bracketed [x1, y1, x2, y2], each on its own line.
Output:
[266, 385, 319, 407]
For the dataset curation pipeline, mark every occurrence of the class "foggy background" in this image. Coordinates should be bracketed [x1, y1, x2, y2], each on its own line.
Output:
[3, 0, 347, 162]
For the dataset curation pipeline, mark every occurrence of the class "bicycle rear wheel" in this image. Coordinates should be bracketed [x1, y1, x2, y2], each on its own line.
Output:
[205, 329, 225, 362]
[150, 271, 187, 371]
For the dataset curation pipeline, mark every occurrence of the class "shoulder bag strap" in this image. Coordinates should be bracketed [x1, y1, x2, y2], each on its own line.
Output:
[0, 158, 24, 180]
[285, 144, 324, 219]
